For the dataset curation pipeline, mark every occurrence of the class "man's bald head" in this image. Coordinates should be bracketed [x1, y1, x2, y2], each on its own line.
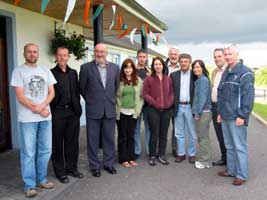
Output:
[94, 43, 108, 65]
[23, 43, 39, 65]
[24, 43, 39, 54]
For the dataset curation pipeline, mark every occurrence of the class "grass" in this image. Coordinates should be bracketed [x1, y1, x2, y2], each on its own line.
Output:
[253, 101, 267, 120]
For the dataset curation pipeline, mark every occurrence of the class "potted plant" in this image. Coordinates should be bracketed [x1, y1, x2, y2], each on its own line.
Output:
[50, 27, 88, 60]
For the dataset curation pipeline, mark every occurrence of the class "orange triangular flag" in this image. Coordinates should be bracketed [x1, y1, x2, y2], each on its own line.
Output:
[118, 27, 131, 39]
[14, 0, 20, 5]
[84, 0, 91, 26]
[116, 14, 123, 31]
[145, 24, 150, 35]
[156, 35, 160, 43]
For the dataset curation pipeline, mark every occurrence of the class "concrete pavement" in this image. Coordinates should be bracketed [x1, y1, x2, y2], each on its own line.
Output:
[0, 116, 267, 200]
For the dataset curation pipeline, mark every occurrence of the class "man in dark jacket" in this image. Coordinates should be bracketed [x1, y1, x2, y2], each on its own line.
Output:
[79, 43, 120, 177]
[170, 53, 197, 164]
[50, 46, 83, 184]
[217, 46, 254, 186]
[211, 48, 227, 166]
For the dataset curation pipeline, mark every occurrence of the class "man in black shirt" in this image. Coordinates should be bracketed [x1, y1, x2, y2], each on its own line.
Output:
[50, 46, 83, 183]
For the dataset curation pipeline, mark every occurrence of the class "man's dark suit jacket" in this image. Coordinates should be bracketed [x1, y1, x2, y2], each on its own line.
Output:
[79, 60, 120, 119]
[170, 70, 196, 117]
[50, 65, 82, 117]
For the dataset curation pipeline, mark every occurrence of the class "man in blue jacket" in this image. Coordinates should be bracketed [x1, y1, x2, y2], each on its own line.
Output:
[217, 46, 254, 186]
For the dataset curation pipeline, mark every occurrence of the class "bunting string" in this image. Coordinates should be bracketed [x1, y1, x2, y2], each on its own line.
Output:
[12, 1, 167, 45]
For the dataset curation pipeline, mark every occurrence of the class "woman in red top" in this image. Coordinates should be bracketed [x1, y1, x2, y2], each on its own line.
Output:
[142, 57, 174, 166]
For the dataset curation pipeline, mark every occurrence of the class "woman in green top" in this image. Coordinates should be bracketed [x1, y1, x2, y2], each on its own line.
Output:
[116, 59, 143, 167]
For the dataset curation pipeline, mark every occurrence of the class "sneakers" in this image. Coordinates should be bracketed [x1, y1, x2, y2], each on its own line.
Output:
[24, 188, 38, 198]
[195, 161, 210, 169]
[38, 181, 55, 189]
[149, 156, 157, 166]
[158, 156, 170, 165]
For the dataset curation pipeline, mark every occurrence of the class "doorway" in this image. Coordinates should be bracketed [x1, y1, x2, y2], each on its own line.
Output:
[0, 16, 11, 152]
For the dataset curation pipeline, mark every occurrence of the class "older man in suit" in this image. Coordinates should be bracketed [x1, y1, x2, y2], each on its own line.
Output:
[79, 43, 120, 177]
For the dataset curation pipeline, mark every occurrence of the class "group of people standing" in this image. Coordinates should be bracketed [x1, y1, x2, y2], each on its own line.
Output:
[11, 42, 254, 198]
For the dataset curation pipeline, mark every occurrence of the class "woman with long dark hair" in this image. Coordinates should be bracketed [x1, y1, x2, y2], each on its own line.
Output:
[191, 59, 212, 169]
[116, 59, 143, 167]
[142, 57, 174, 166]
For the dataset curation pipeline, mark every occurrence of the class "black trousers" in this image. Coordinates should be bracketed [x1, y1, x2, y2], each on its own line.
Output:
[212, 102, 226, 162]
[147, 106, 172, 157]
[52, 109, 80, 177]
[116, 113, 137, 163]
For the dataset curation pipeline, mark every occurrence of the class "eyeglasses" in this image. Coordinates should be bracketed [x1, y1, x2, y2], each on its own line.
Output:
[94, 50, 106, 54]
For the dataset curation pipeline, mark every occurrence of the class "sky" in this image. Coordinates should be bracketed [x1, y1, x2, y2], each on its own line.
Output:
[136, 0, 267, 68]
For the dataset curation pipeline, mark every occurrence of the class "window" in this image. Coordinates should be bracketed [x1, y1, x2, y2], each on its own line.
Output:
[127, 56, 137, 64]
[86, 49, 94, 62]
[108, 53, 120, 65]
[84, 47, 121, 65]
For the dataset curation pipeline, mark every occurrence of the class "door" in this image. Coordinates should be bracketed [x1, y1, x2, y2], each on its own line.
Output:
[0, 16, 11, 152]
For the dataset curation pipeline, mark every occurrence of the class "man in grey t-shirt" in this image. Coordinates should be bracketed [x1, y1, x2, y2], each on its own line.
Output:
[10, 43, 56, 198]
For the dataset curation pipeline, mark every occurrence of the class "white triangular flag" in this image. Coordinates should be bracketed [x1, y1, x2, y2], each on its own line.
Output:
[130, 27, 137, 45]
[109, 5, 116, 31]
[64, 0, 77, 24]
[149, 30, 156, 40]
[161, 35, 168, 45]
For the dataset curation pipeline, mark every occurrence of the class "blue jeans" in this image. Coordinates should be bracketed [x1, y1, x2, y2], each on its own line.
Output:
[174, 105, 196, 156]
[19, 120, 52, 191]
[134, 107, 150, 155]
[221, 119, 248, 180]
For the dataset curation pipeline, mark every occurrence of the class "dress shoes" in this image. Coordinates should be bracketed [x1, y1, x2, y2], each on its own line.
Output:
[103, 166, 117, 174]
[188, 156, 195, 164]
[134, 154, 140, 160]
[57, 175, 69, 184]
[232, 178, 246, 186]
[218, 170, 234, 177]
[172, 149, 178, 158]
[212, 159, 226, 166]
[91, 169, 101, 177]
[67, 170, 84, 179]
[175, 155, 186, 163]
